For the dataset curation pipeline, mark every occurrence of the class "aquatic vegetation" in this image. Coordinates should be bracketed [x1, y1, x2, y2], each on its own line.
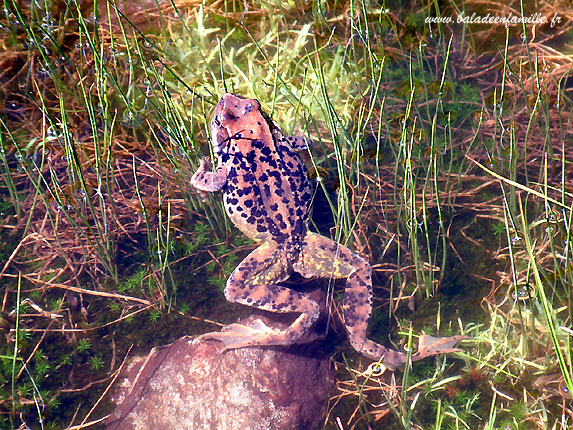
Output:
[75, 339, 92, 354]
[148, 308, 163, 322]
[89, 355, 104, 371]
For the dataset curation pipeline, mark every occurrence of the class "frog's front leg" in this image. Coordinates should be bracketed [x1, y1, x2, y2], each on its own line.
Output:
[199, 242, 320, 349]
[191, 157, 228, 192]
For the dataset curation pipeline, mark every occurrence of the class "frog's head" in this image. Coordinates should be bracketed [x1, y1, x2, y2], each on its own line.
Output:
[210, 93, 273, 156]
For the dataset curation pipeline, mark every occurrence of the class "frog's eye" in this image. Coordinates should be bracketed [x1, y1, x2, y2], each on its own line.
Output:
[244, 99, 261, 114]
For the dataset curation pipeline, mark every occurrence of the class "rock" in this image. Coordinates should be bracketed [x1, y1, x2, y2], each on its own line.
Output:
[105, 318, 334, 430]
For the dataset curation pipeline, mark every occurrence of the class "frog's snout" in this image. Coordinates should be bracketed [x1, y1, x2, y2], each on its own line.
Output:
[218, 93, 260, 123]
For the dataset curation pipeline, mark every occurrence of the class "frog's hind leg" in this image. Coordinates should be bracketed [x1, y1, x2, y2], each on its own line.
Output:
[199, 242, 320, 350]
[293, 232, 410, 369]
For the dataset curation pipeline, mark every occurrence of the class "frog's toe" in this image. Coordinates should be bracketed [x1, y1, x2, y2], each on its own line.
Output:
[413, 335, 468, 357]
[355, 335, 468, 370]
[197, 319, 282, 350]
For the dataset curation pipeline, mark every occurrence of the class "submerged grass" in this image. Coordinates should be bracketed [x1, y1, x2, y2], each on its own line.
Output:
[0, 0, 571, 428]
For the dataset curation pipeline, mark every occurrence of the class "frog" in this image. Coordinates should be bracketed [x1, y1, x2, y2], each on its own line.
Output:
[191, 93, 465, 370]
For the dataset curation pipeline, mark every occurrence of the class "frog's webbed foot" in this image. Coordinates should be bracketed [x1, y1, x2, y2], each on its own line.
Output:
[414, 335, 468, 357]
[359, 335, 468, 370]
[198, 319, 288, 351]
